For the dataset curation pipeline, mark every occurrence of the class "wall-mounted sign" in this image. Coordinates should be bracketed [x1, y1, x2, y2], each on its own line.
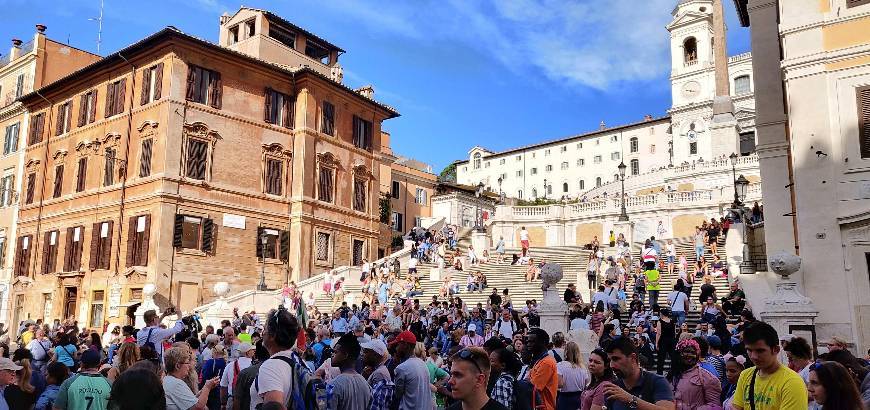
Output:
[223, 213, 246, 229]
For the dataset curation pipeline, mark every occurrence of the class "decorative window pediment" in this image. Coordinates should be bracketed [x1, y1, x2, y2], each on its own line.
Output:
[137, 120, 159, 137]
[316, 151, 341, 169]
[52, 149, 68, 163]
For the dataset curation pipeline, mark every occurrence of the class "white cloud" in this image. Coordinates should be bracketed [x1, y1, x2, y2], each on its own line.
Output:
[312, 0, 675, 90]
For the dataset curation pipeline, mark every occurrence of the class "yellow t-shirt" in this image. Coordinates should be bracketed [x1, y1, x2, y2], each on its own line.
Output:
[732, 364, 807, 410]
[21, 330, 34, 346]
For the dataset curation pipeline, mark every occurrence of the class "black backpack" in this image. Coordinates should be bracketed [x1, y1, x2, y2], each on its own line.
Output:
[513, 378, 541, 410]
[315, 341, 333, 368]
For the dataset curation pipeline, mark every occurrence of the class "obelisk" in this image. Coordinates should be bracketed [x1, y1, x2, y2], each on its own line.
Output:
[709, 0, 741, 158]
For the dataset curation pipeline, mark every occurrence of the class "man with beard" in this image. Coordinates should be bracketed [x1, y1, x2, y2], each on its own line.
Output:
[524, 328, 558, 410]
[603, 337, 675, 410]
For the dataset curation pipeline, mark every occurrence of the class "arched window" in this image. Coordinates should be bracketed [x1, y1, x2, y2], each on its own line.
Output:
[562, 182, 568, 193]
[518, 190, 523, 199]
[595, 177, 602, 187]
[630, 137, 639, 153]
[684, 37, 698, 65]
[579, 180, 585, 190]
[734, 75, 751, 95]
[473, 153, 481, 169]
[531, 188, 538, 198]
[630, 159, 639, 176]
[613, 174, 619, 182]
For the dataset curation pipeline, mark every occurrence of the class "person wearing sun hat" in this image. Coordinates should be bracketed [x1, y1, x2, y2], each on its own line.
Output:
[390, 330, 432, 410]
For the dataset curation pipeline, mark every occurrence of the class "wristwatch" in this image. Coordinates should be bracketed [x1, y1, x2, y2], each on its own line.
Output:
[628, 396, 639, 409]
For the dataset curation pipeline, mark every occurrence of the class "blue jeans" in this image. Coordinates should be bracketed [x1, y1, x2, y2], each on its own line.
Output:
[647, 290, 659, 308]
[695, 245, 704, 259]
[673, 310, 687, 326]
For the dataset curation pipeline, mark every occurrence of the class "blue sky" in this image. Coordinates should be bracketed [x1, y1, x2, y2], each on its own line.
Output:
[1, 0, 750, 172]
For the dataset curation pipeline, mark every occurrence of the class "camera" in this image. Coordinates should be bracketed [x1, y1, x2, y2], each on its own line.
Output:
[174, 312, 203, 342]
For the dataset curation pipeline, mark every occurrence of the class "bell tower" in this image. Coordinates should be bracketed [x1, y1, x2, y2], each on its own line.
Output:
[667, 0, 715, 109]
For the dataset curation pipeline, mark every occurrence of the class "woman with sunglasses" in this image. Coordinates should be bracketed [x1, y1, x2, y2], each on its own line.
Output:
[808, 361, 866, 410]
[580, 349, 616, 410]
[669, 339, 721, 409]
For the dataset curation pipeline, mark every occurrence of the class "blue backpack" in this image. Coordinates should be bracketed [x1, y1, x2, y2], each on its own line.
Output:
[255, 353, 332, 410]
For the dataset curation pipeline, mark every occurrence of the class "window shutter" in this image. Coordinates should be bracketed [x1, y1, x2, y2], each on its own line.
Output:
[264, 88, 273, 123]
[116, 79, 126, 116]
[64, 103, 72, 134]
[55, 105, 64, 136]
[141, 68, 152, 106]
[140, 139, 153, 177]
[89, 90, 97, 123]
[25, 174, 35, 205]
[53, 164, 63, 198]
[29, 114, 42, 145]
[101, 220, 113, 269]
[185, 66, 197, 101]
[89, 222, 100, 270]
[105, 82, 115, 117]
[78, 94, 88, 127]
[201, 218, 214, 253]
[63, 227, 73, 272]
[126, 216, 136, 267]
[859, 86, 870, 159]
[42, 231, 52, 274]
[154, 63, 164, 100]
[280, 230, 290, 262]
[173, 214, 184, 247]
[140, 215, 151, 265]
[256, 227, 264, 258]
[281, 95, 291, 128]
[74, 227, 84, 271]
[76, 157, 87, 192]
[210, 72, 222, 109]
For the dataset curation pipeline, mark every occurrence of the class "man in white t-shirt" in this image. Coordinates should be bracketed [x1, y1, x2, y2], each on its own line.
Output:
[220, 342, 254, 409]
[666, 283, 689, 326]
[494, 309, 518, 340]
[251, 307, 302, 409]
[408, 256, 418, 279]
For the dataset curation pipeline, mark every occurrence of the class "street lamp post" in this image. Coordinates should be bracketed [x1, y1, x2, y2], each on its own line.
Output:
[257, 232, 268, 291]
[729, 152, 742, 209]
[618, 161, 628, 221]
[543, 178, 548, 200]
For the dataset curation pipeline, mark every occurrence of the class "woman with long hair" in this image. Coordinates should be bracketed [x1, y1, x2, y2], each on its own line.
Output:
[107, 342, 140, 382]
[556, 341, 589, 410]
[4, 351, 40, 408]
[656, 308, 677, 375]
[580, 349, 616, 410]
[808, 361, 866, 410]
[825, 349, 870, 407]
[669, 339, 721, 409]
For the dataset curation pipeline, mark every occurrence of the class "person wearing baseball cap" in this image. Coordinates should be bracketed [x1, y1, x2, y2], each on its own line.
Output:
[54, 350, 112, 410]
[0, 357, 22, 408]
[220, 342, 255, 409]
[362, 339, 391, 387]
[460, 324, 484, 347]
[390, 331, 432, 410]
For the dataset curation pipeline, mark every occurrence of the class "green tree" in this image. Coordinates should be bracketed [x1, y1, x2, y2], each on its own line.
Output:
[439, 163, 457, 182]
[379, 192, 391, 224]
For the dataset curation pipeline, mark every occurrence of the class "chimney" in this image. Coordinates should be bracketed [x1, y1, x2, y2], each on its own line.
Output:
[599, 120, 606, 131]
[35, 24, 46, 33]
[644, 114, 653, 121]
[220, 12, 231, 25]
[9, 38, 22, 61]
[356, 85, 375, 99]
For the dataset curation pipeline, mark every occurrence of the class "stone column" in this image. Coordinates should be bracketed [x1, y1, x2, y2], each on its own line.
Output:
[471, 231, 489, 256]
[612, 220, 634, 246]
[538, 264, 568, 337]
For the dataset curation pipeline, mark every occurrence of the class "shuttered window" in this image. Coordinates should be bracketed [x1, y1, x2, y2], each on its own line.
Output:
[353, 177, 367, 212]
[41, 230, 59, 274]
[265, 159, 283, 195]
[105, 79, 126, 117]
[321, 101, 335, 136]
[352, 115, 373, 151]
[185, 139, 208, 180]
[847, 0, 870, 8]
[140, 63, 164, 105]
[126, 214, 151, 267]
[318, 167, 334, 203]
[28, 113, 44, 145]
[104, 148, 115, 186]
[859, 86, 870, 159]
[185, 65, 222, 109]
[55, 102, 72, 136]
[139, 139, 153, 177]
[316, 232, 330, 261]
[89, 220, 113, 270]
[75, 157, 88, 192]
[3, 123, 19, 155]
[256, 227, 281, 259]
[264, 88, 292, 127]
[24, 173, 35, 205]
[631, 159, 640, 176]
[63, 226, 84, 272]
[13, 235, 32, 277]
[52, 164, 63, 198]
[78, 90, 98, 126]
[173, 214, 215, 253]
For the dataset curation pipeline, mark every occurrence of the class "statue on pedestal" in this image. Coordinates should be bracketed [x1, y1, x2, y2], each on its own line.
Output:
[538, 263, 569, 338]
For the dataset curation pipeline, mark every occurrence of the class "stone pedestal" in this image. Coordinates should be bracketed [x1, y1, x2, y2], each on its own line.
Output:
[709, 96, 741, 159]
[760, 253, 819, 346]
[539, 289, 568, 337]
[471, 231, 489, 255]
[430, 268, 443, 282]
[613, 221, 634, 245]
[134, 283, 160, 328]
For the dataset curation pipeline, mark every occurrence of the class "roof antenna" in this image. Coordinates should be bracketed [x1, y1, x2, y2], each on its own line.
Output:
[88, 0, 105, 54]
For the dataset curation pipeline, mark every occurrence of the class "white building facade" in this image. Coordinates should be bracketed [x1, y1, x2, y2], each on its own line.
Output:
[456, 0, 757, 201]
